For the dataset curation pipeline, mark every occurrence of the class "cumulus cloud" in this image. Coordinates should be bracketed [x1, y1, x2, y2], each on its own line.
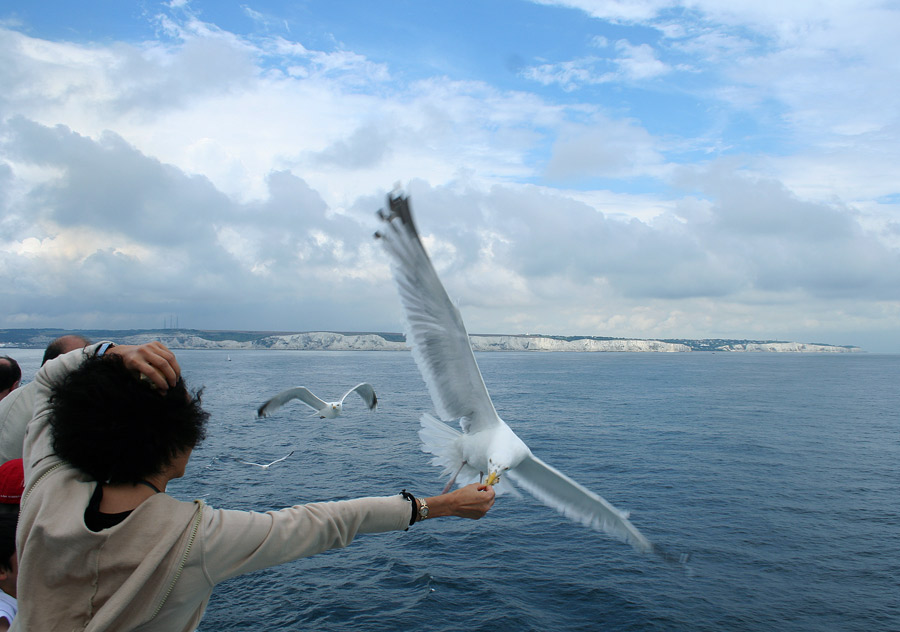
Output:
[392, 174, 900, 315]
[2, 111, 897, 343]
[0, 117, 389, 331]
[305, 123, 393, 169]
[544, 114, 666, 181]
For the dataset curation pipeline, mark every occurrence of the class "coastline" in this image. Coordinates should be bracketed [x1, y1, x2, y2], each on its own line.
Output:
[0, 329, 864, 353]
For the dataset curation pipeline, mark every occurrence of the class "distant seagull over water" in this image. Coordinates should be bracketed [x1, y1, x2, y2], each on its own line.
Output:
[376, 191, 679, 560]
[257, 384, 378, 419]
[237, 451, 294, 470]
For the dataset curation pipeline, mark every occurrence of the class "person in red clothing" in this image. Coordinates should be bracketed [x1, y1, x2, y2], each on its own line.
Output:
[0, 460, 23, 515]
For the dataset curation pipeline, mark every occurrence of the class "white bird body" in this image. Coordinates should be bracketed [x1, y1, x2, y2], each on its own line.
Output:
[258, 383, 377, 419]
[463, 421, 530, 477]
[376, 192, 659, 556]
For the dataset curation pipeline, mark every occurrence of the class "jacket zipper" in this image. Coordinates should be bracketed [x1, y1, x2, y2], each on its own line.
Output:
[20, 461, 65, 507]
[150, 502, 203, 619]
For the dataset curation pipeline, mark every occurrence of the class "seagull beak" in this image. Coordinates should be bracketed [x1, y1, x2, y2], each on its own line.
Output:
[485, 471, 500, 486]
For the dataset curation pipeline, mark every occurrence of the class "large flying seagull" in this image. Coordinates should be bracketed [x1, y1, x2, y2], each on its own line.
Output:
[376, 192, 675, 558]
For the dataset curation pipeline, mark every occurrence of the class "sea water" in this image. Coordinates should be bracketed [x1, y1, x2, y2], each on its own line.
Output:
[10, 349, 900, 630]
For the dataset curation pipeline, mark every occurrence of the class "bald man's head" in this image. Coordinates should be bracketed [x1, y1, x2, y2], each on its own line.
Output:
[42, 335, 92, 366]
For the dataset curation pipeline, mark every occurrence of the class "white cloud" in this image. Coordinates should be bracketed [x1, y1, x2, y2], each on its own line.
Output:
[544, 114, 666, 180]
[1, 4, 899, 350]
[530, 0, 672, 23]
[0, 24, 569, 205]
[612, 40, 670, 79]
[522, 38, 670, 89]
[525, 0, 900, 151]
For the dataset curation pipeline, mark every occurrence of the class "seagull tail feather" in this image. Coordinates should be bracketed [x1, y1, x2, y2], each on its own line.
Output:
[418, 413, 466, 481]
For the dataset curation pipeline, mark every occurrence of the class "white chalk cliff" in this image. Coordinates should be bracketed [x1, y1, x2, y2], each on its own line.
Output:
[97, 331, 859, 353]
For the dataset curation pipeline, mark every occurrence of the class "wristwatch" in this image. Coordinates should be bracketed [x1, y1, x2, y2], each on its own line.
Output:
[417, 497, 429, 521]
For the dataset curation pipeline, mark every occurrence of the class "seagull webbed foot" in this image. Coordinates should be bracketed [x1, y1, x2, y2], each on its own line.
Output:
[441, 460, 468, 494]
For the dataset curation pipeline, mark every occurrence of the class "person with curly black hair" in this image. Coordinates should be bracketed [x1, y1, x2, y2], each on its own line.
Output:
[49, 353, 206, 489]
[47, 351, 209, 533]
[14, 341, 494, 631]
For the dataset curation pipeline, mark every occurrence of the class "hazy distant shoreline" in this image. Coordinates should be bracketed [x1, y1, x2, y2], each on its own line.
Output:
[0, 328, 863, 353]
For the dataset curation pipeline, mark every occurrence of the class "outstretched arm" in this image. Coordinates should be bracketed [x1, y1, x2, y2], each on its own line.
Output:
[204, 484, 496, 584]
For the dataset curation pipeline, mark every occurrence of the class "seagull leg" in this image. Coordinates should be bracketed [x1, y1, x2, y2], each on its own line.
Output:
[441, 461, 468, 494]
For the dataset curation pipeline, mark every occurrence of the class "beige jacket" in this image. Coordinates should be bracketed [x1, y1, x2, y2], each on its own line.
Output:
[14, 344, 411, 631]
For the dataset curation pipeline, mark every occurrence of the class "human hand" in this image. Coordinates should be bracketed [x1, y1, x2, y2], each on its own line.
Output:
[107, 342, 180, 393]
[429, 482, 495, 520]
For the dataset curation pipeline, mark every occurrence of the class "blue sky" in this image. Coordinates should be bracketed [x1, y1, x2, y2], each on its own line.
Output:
[2, 0, 899, 351]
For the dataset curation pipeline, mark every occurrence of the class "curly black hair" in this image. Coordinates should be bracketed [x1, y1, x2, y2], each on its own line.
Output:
[49, 354, 208, 484]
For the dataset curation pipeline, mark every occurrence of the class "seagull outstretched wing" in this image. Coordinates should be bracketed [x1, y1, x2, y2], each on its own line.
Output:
[376, 193, 499, 433]
[508, 454, 654, 553]
[258, 387, 328, 417]
[265, 450, 295, 467]
[341, 382, 378, 410]
[237, 450, 295, 469]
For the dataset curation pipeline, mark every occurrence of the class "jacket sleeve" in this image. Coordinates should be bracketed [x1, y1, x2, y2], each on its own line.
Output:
[200, 495, 413, 584]
[21, 343, 107, 485]
[0, 383, 34, 463]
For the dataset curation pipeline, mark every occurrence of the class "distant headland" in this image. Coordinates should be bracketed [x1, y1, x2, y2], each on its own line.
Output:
[0, 328, 863, 353]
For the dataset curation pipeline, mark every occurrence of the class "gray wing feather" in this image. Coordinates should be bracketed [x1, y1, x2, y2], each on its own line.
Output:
[508, 454, 654, 554]
[344, 383, 378, 410]
[376, 193, 500, 432]
[258, 387, 327, 417]
[268, 450, 295, 465]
